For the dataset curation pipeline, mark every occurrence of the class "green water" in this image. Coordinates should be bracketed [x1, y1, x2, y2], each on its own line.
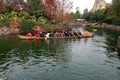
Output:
[0, 27, 120, 80]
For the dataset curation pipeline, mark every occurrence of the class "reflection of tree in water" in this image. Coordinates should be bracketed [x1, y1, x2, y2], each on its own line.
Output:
[97, 29, 120, 59]
[0, 36, 73, 75]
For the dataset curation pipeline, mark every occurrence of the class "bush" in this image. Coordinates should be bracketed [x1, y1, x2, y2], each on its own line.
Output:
[0, 19, 9, 27]
[112, 18, 120, 26]
[38, 17, 46, 24]
[103, 18, 113, 24]
[20, 20, 36, 33]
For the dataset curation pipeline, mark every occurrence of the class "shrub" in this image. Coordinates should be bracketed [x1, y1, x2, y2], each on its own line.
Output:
[20, 20, 36, 33]
[103, 18, 113, 24]
[112, 18, 120, 26]
[38, 17, 46, 24]
[0, 19, 9, 27]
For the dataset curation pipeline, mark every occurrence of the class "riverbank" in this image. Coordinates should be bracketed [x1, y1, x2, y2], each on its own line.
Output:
[0, 25, 71, 36]
[0, 27, 19, 36]
[101, 23, 120, 31]
[76, 21, 120, 32]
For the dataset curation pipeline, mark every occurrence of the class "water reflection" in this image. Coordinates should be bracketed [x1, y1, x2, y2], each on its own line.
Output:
[0, 28, 120, 80]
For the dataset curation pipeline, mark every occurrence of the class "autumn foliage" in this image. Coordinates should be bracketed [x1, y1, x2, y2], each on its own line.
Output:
[45, 0, 73, 22]
[0, 0, 7, 13]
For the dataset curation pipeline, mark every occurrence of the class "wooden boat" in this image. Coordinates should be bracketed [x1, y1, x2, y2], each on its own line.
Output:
[18, 32, 94, 40]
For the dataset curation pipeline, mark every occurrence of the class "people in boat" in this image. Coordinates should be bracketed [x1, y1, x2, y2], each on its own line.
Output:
[26, 32, 32, 37]
[49, 32, 54, 37]
[62, 30, 65, 37]
[78, 31, 82, 36]
[73, 31, 79, 36]
[39, 31, 44, 37]
[83, 31, 90, 36]
[64, 31, 70, 37]
[45, 32, 50, 39]
[35, 31, 40, 39]
[55, 32, 60, 37]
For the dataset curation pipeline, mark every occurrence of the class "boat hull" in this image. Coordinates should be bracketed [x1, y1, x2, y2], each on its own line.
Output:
[18, 33, 94, 40]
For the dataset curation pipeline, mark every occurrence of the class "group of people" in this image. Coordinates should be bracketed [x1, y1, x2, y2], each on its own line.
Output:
[26, 30, 83, 39]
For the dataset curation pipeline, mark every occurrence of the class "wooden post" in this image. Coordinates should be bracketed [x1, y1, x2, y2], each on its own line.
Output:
[117, 36, 120, 52]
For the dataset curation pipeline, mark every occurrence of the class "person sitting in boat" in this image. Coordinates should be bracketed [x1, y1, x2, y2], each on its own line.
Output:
[78, 31, 82, 36]
[55, 32, 60, 37]
[61, 30, 65, 37]
[49, 32, 54, 37]
[26, 32, 32, 37]
[83, 31, 89, 36]
[45, 32, 50, 39]
[73, 31, 79, 36]
[64, 31, 70, 36]
[40, 31, 44, 37]
[35, 31, 40, 39]
[68, 31, 73, 36]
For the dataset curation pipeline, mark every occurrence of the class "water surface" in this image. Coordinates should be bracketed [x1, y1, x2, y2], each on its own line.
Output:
[0, 27, 120, 80]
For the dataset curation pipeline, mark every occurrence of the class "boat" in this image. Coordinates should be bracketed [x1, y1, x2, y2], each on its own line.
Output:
[18, 32, 94, 40]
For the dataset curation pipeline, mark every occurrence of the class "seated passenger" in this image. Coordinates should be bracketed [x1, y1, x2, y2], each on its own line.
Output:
[40, 32, 44, 37]
[35, 32, 40, 39]
[49, 32, 54, 37]
[64, 31, 69, 36]
[26, 32, 32, 37]
[78, 31, 82, 36]
[73, 31, 78, 36]
[55, 32, 60, 37]
[45, 33, 50, 39]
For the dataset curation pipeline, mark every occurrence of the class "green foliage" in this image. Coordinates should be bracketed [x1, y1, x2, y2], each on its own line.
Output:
[0, 18, 9, 27]
[8, 11, 19, 19]
[110, 0, 120, 17]
[112, 18, 120, 26]
[0, 13, 10, 27]
[38, 17, 46, 24]
[27, 0, 46, 18]
[71, 10, 81, 20]
[103, 18, 113, 24]
[20, 20, 36, 33]
[95, 9, 106, 22]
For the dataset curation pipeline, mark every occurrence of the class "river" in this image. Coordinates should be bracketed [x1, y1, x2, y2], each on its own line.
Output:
[0, 27, 120, 80]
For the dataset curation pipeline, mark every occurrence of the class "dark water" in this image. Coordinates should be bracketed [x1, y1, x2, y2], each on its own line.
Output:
[0, 27, 120, 80]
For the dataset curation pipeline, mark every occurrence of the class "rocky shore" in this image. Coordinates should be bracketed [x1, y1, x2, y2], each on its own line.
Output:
[101, 23, 120, 31]
[77, 21, 120, 31]
[0, 27, 19, 36]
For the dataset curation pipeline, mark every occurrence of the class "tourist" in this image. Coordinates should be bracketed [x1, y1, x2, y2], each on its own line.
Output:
[35, 31, 40, 39]
[45, 32, 50, 39]
[40, 32, 44, 37]
[55, 32, 60, 37]
[26, 32, 32, 37]
[49, 32, 54, 37]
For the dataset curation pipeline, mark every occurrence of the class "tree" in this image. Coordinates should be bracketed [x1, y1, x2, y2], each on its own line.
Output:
[0, 0, 7, 13]
[82, 8, 90, 21]
[44, 0, 57, 21]
[11, 0, 28, 12]
[53, 0, 73, 22]
[27, 0, 46, 18]
[111, 0, 120, 17]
